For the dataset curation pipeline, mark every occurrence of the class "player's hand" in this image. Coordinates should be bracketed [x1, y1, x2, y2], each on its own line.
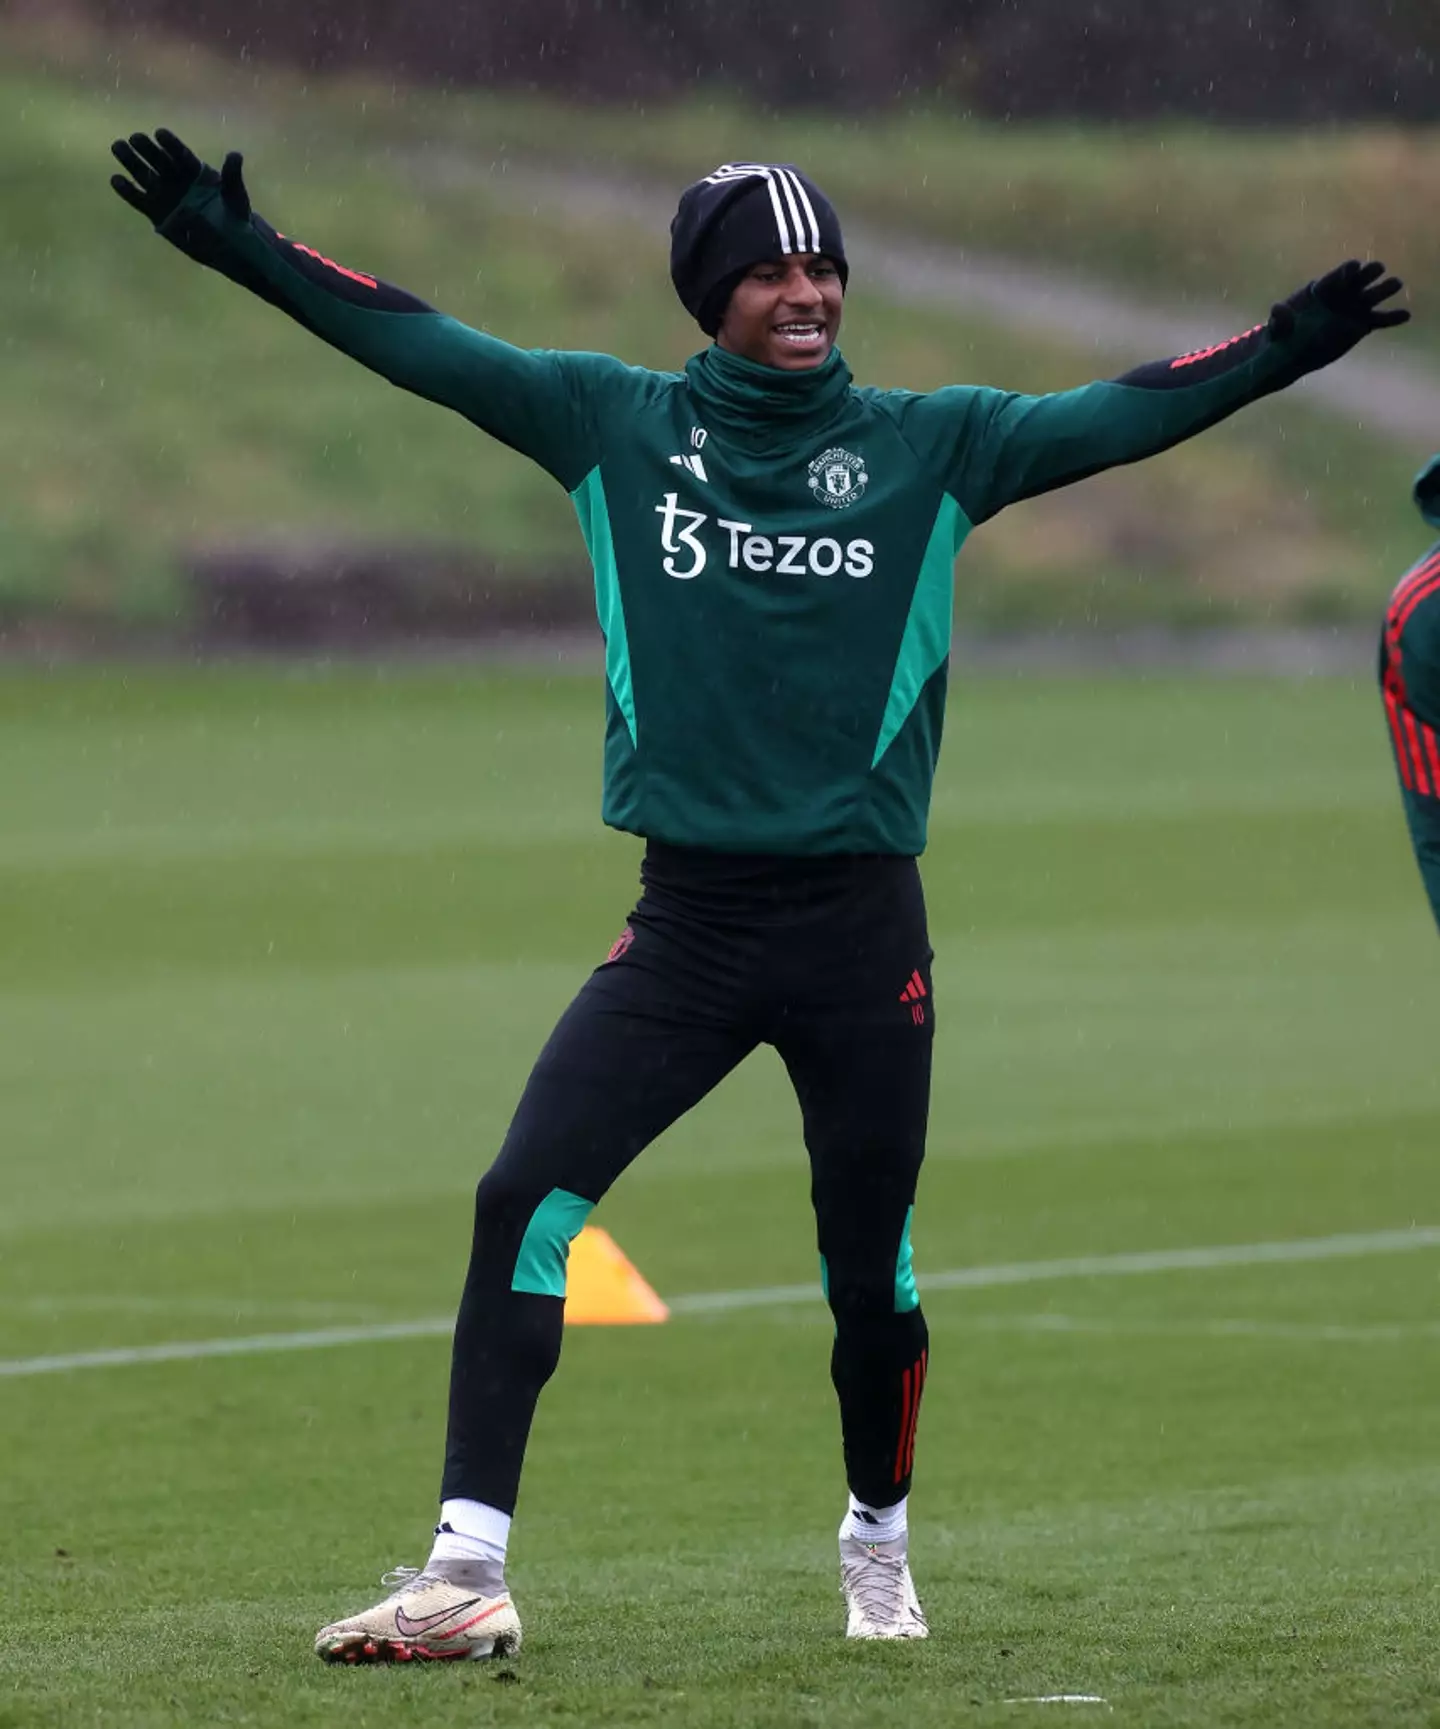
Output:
[110, 128, 251, 227]
[1267, 259, 1410, 350]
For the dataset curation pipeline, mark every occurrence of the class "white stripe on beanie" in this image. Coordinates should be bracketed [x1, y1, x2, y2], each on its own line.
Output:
[702, 161, 827, 256]
[759, 171, 794, 253]
[775, 170, 808, 253]
[781, 168, 822, 253]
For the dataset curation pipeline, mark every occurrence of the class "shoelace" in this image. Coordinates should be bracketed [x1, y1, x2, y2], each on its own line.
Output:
[380, 1561, 505, 1596]
[842, 1546, 920, 1628]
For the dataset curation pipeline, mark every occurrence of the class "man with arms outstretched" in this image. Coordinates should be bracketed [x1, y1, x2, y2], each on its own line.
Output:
[110, 126, 1409, 1658]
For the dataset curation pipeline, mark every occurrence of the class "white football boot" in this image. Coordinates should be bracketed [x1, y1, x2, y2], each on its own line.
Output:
[315, 1560, 521, 1663]
[839, 1535, 930, 1639]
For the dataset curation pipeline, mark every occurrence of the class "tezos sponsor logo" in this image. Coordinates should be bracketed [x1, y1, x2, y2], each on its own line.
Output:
[807, 446, 868, 509]
[655, 494, 873, 582]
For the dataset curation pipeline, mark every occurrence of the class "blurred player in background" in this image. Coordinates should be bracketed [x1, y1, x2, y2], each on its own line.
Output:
[110, 126, 1409, 1662]
[1380, 455, 1440, 928]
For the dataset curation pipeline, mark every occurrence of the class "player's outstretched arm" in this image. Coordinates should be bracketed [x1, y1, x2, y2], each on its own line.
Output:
[909, 260, 1409, 525]
[110, 129, 599, 486]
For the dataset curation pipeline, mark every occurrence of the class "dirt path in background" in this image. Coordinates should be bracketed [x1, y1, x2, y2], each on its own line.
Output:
[468, 162, 1440, 446]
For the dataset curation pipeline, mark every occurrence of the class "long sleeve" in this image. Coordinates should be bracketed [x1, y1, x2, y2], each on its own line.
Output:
[885, 301, 1364, 527]
[1381, 544, 1440, 932]
[158, 177, 614, 489]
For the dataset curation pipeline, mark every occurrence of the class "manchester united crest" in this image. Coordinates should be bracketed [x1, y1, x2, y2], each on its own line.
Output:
[807, 446, 869, 510]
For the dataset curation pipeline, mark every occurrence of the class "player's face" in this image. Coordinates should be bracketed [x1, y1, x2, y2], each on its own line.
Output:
[716, 254, 844, 370]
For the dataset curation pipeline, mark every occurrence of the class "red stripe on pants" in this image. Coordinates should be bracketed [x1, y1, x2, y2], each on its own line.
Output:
[893, 1367, 913, 1486]
[904, 1349, 927, 1477]
[894, 1351, 927, 1486]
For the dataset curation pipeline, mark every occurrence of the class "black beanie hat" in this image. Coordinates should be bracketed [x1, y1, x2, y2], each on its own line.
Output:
[670, 163, 848, 336]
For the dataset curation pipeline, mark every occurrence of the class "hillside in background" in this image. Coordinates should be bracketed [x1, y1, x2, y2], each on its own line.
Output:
[439, 98, 1440, 357]
[13, 0, 1440, 118]
[1, 22, 1433, 638]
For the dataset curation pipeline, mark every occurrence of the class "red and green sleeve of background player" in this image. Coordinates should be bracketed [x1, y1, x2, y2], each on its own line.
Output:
[1380, 454, 1440, 929]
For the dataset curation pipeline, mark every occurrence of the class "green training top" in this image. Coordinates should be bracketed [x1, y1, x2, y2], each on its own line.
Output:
[158, 179, 1358, 855]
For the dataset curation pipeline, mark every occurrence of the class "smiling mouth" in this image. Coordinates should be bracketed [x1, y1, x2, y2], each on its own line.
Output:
[773, 321, 827, 349]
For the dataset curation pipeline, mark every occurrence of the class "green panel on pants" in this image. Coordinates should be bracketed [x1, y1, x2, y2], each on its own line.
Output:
[512, 1188, 595, 1297]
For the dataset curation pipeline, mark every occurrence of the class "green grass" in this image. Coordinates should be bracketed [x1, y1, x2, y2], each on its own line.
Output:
[2, 666, 1439, 1726]
[0, 21, 1432, 630]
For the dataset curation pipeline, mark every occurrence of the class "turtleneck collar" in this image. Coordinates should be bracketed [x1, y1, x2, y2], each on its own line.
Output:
[684, 343, 853, 455]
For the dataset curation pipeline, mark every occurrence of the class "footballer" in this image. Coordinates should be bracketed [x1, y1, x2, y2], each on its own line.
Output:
[110, 128, 1409, 1656]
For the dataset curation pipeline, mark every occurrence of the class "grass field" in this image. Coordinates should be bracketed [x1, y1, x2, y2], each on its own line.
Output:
[2, 665, 1438, 1727]
[1, 21, 1432, 630]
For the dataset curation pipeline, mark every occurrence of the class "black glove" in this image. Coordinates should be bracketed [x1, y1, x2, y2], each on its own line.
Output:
[1268, 259, 1410, 360]
[110, 127, 251, 229]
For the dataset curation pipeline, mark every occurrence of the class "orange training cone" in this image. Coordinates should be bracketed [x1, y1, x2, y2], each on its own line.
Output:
[564, 1226, 669, 1325]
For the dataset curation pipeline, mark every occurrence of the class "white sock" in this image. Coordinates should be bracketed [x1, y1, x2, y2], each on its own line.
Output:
[428, 1498, 511, 1568]
[839, 1492, 907, 1546]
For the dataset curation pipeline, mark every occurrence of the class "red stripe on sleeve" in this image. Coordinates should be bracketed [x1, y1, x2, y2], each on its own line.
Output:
[1389, 548, 1440, 613]
[1404, 711, 1433, 796]
[1389, 566, 1440, 639]
[276, 235, 380, 290]
[1424, 720, 1440, 792]
[1384, 569, 1440, 715]
[1168, 323, 1263, 370]
[1385, 689, 1418, 790]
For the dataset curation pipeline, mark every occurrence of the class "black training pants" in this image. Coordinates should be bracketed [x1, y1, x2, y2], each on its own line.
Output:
[442, 844, 933, 1515]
